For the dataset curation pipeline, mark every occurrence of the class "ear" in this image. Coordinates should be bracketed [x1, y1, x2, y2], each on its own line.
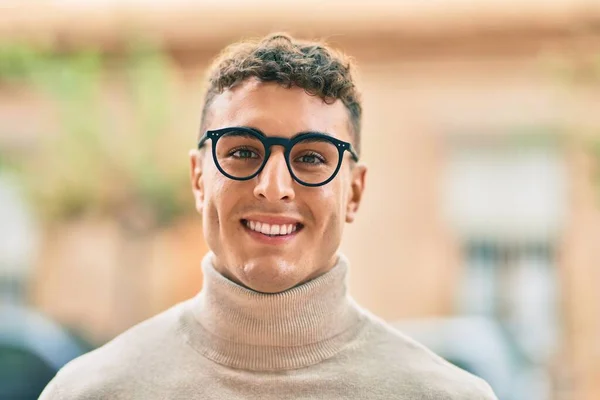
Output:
[189, 148, 205, 215]
[345, 163, 367, 223]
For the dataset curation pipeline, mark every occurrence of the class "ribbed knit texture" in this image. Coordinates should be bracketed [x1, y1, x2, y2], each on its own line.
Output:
[182, 252, 364, 371]
[40, 252, 498, 400]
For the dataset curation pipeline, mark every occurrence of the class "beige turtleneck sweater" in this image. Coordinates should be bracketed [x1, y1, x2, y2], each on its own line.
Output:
[40, 253, 497, 399]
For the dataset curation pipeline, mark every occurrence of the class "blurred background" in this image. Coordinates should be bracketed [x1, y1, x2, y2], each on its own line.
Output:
[1, 0, 600, 399]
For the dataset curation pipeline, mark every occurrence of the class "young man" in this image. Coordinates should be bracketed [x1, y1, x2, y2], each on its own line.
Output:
[40, 33, 497, 399]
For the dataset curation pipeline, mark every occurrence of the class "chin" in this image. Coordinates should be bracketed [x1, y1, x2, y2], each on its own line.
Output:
[245, 281, 294, 294]
[238, 257, 303, 294]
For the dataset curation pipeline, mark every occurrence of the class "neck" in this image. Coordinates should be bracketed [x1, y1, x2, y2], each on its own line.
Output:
[181, 251, 365, 371]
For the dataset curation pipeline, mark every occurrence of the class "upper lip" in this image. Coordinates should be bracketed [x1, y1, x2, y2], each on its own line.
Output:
[242, 214, 303, 226]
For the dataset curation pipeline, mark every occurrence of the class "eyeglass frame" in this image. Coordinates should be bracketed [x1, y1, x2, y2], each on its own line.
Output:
[197, 126, 359, 187]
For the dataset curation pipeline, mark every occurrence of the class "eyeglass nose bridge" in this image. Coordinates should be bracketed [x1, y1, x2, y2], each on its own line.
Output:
[254, 136, 294, 178]
[262, 136, 294, 152]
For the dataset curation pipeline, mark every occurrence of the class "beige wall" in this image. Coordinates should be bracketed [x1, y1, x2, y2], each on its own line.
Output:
[343, 56, 566, 318]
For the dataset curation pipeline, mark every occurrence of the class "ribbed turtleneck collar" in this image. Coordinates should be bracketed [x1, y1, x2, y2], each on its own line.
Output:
[179, 251, 365, 371]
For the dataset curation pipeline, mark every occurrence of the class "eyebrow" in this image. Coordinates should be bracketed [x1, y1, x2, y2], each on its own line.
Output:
[238, 125, 336, 140]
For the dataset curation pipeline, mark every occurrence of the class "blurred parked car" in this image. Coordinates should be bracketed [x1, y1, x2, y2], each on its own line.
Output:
[0, 305, 88, 400]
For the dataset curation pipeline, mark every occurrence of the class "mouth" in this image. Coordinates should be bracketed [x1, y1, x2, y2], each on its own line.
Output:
[240, 219, 304, 238]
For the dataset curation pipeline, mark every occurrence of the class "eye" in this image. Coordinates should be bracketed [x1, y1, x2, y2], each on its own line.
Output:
[230, 148, 260, 159]
[296, 152, 326, 165]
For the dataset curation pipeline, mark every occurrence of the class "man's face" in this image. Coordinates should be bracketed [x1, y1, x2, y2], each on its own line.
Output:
[190, 79, 366, 293]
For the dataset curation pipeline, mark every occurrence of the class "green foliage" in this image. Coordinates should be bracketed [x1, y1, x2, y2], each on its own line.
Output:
[542, 48, 600, 203]
[0, 43, 45, 83]
[0, 42, 194, 229]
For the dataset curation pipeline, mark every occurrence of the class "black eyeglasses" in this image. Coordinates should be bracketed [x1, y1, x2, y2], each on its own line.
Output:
[197, 126, 359, 187]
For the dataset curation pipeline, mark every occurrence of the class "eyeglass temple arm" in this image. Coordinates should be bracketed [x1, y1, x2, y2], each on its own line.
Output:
[197, 133, 209, 149]
[348, 145, 359, 162]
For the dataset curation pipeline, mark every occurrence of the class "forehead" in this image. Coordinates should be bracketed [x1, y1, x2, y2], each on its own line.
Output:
[206, 79, 351, 141]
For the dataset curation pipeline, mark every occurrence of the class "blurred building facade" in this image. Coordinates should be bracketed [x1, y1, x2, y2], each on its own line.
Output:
[1, 1, 600, 399]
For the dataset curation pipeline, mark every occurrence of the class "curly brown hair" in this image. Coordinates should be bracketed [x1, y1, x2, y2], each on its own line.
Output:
[199, 33, 362, 155]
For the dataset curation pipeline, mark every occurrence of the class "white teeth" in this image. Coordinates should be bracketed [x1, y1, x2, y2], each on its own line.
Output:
[245, 220, 298, 236]
[260, 223, 270, 235]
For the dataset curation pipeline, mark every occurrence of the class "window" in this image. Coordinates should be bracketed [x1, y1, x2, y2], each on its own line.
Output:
[443, 136, 565, 365]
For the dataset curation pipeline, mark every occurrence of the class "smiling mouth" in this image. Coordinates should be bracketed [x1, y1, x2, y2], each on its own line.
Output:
[240, 219, 304, 237]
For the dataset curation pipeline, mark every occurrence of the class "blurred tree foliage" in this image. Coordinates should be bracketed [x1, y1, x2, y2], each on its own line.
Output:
[544, 46, 600, 199]
[0, 42, 194, 230]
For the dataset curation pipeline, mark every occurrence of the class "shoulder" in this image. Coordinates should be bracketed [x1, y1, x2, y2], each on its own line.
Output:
[356, 312, 498, 400]
[39, 300, 191, 399]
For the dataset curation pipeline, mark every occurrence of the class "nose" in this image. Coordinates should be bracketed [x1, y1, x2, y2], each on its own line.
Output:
[253, 148, 295, 202]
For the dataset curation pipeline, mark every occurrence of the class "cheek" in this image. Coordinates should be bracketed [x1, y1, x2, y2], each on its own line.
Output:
[202, 170, 232, 227]
[309, 181, 346, 231]
[202, 171, 243, 253]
